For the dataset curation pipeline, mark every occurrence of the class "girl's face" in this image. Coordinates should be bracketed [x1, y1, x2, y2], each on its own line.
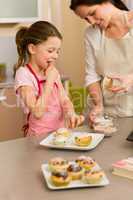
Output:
[29, 36, 61, 70]
[75, 3, 113, 29]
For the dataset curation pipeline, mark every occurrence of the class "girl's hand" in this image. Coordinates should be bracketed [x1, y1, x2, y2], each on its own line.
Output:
[42, 63, 60, 108]
[45, 63, 60, 83]
[65, 112, 84, 129]
[109, 75, 133, 93]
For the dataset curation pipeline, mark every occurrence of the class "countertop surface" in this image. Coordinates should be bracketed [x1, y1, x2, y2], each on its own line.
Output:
[0, 118, 133, 200]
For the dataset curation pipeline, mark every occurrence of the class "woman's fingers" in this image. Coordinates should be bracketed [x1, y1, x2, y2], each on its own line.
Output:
[109, 75, 122, 81]
[88, 106, 104, 128]
[89, 111, 97, 122]
[109, 86, 127, 93]
[80, 115, 85, 124]
[106, 75, 133, 93]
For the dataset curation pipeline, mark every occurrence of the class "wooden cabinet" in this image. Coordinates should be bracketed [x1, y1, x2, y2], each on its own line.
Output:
[0, 87, 24, 141]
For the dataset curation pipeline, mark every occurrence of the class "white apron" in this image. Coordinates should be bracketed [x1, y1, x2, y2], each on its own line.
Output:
[96, 13, 133, 117]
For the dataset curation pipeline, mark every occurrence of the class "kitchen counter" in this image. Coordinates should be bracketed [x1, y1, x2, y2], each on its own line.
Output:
[0, 118, 133, 200]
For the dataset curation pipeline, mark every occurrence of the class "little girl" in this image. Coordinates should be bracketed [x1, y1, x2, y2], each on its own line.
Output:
[14, 21, 84, 136]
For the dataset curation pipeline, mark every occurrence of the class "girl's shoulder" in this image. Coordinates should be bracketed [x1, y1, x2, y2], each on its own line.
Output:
[14, 66, 37, 92]
[16, 66, 30, 74]
[15, 66, 33, 79]
[15, 66, 35, 84]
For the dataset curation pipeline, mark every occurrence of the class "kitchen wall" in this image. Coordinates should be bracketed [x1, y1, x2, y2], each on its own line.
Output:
[54, 0, 86, 86]
[0, 0, 86, 86]
[123, 0, 133, 9]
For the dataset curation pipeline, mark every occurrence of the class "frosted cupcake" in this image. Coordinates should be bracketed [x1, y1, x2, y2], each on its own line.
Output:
[67, 163, 84, 180]
[51, 171, 71, 186]
[74, 134, 92, 147]
[55, 128, 71, 137]
[53, 135, 68, 146]
[49, 157, 69, 173]
[83, 170, 104, 184]
[75, 156, 96, 170]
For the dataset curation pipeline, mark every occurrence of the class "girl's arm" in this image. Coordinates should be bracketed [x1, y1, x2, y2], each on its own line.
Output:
[44, 66, 84, 128]
[18, 85, 49, 119]
[57, 76, 74, 114]
[57, 77, 84, 128]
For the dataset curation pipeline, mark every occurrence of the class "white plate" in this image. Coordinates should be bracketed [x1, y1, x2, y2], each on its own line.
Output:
[41, 162, 109, 190]
[40, 131, 104, 151]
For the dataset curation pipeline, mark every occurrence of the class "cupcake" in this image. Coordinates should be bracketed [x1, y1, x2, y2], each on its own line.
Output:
[102, 77, 113, 90]
[75, 156, 96, 170]
[53, 135, 67, 146]
[67, 163, 84, 180]
[82, 170, 104, 184]
[49, 157, 69, 173]
[51, 171, 71, 186]
[55, 128, 71, 137]
[74, 134, 92, 147]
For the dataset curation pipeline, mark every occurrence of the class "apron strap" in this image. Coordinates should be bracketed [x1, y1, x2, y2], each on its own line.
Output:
[26, 63, 43, 96]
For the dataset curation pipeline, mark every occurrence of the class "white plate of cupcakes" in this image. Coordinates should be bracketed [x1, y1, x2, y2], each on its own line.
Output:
[41, 156, 109, 190]
[40, 128, 104, 150]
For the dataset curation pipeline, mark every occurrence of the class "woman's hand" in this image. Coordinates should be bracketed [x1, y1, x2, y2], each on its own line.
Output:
[88, 105, 103, 127]
[65, 112, 84, 129]
[109, 75, 133, 93]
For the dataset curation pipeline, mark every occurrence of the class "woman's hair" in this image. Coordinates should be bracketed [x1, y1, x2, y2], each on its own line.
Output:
[15, 21, 62, 71]
[70, 0, 128, 11]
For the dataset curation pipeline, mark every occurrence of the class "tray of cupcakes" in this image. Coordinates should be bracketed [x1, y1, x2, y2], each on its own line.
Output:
[41, 156, 109, 190]
[40, 128, 104, 150]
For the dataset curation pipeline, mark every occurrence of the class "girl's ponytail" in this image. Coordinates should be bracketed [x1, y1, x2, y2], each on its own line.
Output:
[14, 27, 28, 75]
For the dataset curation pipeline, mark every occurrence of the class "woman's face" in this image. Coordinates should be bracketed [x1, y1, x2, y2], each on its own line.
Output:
[75, 3, 113, 29]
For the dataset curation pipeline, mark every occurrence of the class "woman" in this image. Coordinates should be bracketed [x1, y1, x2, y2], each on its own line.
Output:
[70, 0, 133, 126]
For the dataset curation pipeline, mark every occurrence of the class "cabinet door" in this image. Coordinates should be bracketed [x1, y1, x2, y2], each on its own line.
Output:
[0, 88, 24, 141]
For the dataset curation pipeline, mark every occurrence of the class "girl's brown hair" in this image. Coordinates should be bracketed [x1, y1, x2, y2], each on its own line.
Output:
[15, 21, 62, 72]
